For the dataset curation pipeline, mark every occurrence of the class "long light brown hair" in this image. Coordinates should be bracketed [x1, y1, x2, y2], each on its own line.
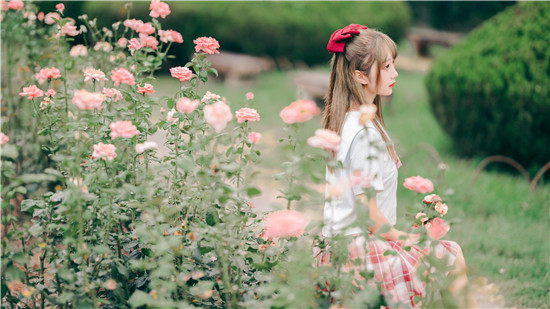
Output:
[322, 28, 398, 162]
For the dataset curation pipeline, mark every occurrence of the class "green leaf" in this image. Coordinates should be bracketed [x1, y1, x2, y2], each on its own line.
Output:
[44, 168, 63, 178]
[225, 146, 234, 157]
[128, 290, 154, 307]
[247, 187, 261, 197]
[94, 245, 111, 254]
[64, 60, 74, 71]
[18, 173, 57, 183]
[14, 186, 27, 194]
[116, 262, 129, 278]
[208, 68, 218, 77]
[1, 282, 7, 299]
[177, 157, 196, 173]
[206, 210, 219, 226]
[0, 144, 18, 159]
[58, 292, 75, 303]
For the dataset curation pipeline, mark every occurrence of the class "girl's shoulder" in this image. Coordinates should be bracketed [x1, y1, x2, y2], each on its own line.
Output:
[341, 112, 381, 141]
[337, 112, 381, 162]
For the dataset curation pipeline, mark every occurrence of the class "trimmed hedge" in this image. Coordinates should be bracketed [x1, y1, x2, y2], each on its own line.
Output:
[425, 1, 550, 175]
[79, 1, 411, 66]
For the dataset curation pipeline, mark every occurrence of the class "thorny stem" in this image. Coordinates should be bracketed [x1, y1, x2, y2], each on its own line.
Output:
[286, 131, 298, 210]
[236, 122, 248, 194]
[62, 66, 69, 117]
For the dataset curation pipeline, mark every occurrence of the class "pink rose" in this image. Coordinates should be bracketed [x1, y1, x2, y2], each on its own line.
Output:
[128, 38, 142, 51]
[92, 143, 117, 161]
[109, 120, 140, 139]
[45, 89, 56, 97]
[349, 170, 371, 188]
[69, 177, 88, 194]
[149, 0, 171, 19]
[83, 67, 107, 83]
[40, 97, 51, 110]
[263, 210, 310, 239]
[137, 83, 155, 95]
[166, 108, 178, 123]
[110, 67, 135, 86]
[158, 30, 183, 43]
[204, 100, 232, 133]
[279, 99, 321, 124]
[235, 107, 260, 124]
[37, 12, 44, 21]
[117, 37, 128, 48]
[55, 3, 64, 14]
[176, 97, 200, 114]
[8, 0, 24, 11]
[140, 36, 159, 50]
[307, 129, 341, 152]
[245, 92, 254, 100]
[0, 132, 10, 145]
[434, 202, 448, 216]
[94, 42, 112, 52]
[426, 218, 450, 240]
[38, 67, 61, 81]
[58, 23, 79, 37]
[170, 66, 194, 83]
[359, 104, 377, 126]
[70, 44, 87, 57]
[416, 179, 434, 194]
[136, 22, 155, 36]
[19, 85, 43, 100]
[72, 89, 103, 110]
[102, 88, 122, 102]
[201, 91, 221, 103]
[135, 141, 158, 154]
[248, 132, 261, 144]
[105, 279, 117, 291]
[403, 176, 434, 194]
[123, 19, 143, 32]
[44, 12, 60, 25]
[415, 212, 429, 224]
[193, 37, 220, 54]
[423, 194, 442, 204]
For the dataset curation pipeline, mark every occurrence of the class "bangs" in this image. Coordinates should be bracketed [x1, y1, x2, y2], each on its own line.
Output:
[375, 33, 398, 67]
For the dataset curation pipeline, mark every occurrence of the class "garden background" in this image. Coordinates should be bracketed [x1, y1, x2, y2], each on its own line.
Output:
[1, 1, 549, 308]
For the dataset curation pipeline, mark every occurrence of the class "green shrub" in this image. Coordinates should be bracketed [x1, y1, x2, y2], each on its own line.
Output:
[425, 1, 550, 175]
[80, 1, 411, 66]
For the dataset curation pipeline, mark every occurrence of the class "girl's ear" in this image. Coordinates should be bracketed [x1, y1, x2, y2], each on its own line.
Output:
[354, 70, 368, 85]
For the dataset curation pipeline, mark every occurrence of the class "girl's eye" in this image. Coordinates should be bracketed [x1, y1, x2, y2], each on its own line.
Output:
[385, 64, 390, 69]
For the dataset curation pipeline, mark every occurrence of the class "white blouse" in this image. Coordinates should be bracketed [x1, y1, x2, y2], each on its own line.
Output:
[322, 111, 398, 237]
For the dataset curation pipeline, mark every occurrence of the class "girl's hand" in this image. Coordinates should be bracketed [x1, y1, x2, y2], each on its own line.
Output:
[404, 232, 421, 246]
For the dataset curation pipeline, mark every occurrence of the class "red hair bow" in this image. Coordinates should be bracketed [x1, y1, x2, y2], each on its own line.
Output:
[326, 24, 368, 54]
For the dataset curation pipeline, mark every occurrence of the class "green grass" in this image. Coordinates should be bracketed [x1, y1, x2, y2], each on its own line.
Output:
[154, 67, 549, 308]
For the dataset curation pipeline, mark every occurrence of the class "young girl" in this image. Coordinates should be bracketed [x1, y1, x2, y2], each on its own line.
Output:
[318, 24, 478, 308]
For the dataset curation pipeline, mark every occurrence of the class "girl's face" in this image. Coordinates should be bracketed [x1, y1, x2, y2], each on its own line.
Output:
[368, 56, 398, 97]
[358, 49, 398, 98]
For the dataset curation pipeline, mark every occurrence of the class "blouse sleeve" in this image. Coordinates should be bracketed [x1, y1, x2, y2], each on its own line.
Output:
[348, 128, 385, 194]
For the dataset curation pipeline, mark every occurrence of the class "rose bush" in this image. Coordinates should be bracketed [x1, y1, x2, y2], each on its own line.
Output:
[1, 1, 460, 308]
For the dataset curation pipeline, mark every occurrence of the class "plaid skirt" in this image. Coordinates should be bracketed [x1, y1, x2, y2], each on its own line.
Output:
[313, 236, 459, 307]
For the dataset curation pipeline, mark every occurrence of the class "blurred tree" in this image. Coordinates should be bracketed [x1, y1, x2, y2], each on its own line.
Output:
[408, 1, 516, 32]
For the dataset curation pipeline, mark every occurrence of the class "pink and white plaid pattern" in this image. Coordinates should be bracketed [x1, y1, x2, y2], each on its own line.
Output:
[314, 236, 459, 307]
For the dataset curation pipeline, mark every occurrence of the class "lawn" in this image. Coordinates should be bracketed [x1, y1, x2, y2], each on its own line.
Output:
[152, 64, 549, 308]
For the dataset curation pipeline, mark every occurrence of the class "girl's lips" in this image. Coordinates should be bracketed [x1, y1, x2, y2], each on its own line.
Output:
[389, 82, 396, 88]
